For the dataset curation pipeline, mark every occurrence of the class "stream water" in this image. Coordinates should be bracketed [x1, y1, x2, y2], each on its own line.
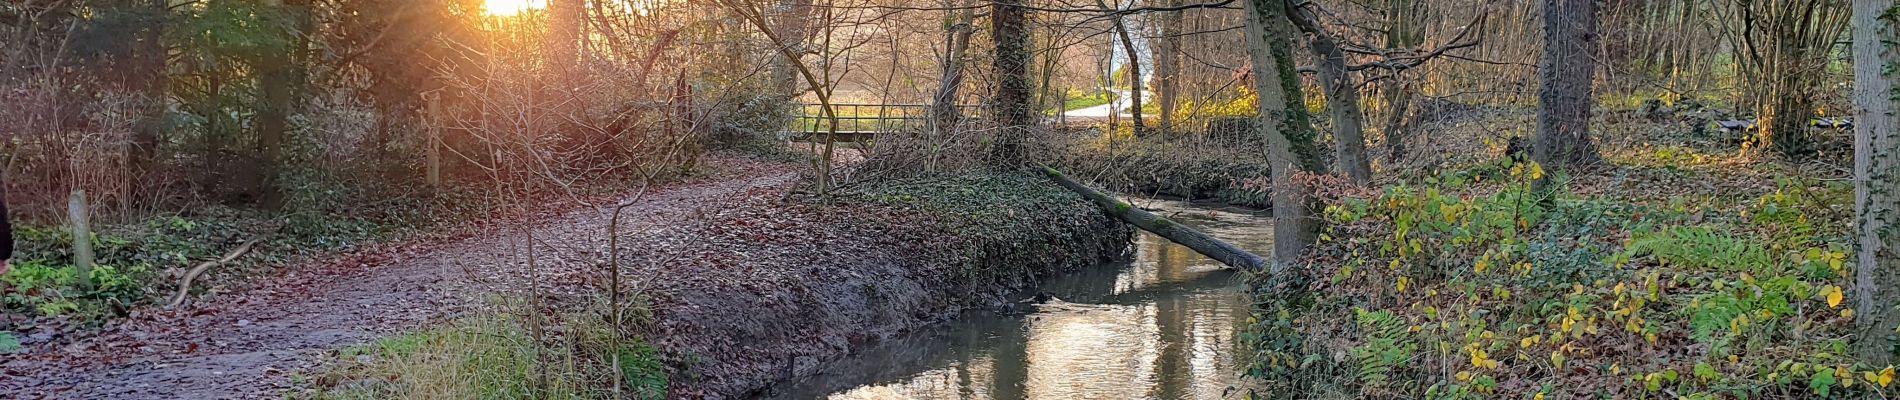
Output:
[767, 199, 1272, 399]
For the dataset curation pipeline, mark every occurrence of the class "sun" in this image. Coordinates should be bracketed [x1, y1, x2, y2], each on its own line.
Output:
[483, 0, 546, 16]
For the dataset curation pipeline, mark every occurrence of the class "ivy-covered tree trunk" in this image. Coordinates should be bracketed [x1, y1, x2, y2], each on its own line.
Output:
[1851, 0, 1900, 365]
[1533, 0, 1601, 169]
[1244, 0, 1326, 271]
[991, 0, 1032, 166]
[1289, 4, 1371, 184]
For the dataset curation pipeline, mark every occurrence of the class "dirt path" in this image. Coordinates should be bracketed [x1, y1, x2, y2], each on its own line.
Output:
[0, 155, 798, 400]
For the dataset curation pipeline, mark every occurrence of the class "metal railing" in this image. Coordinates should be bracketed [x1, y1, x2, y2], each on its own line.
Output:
[787, 103, 985, 136]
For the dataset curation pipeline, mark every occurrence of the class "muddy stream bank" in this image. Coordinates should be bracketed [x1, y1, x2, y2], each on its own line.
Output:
[763, 199, 1270, 399]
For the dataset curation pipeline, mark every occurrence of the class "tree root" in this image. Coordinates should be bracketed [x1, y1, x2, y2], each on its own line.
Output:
[166, 240, 261, 309]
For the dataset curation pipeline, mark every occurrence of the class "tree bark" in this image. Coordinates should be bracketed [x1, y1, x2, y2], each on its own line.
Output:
[991, 0, 1033, 166]
[255, 0, 311, 207]
[131, 0, 168, 173]
[1039, 166, 1268, 272]
[1533, 0, 1601, 169]
[1107, 3, 1147, 136]
[1852, 0, 1900, 365]
[771, 0, 815, 99]
[1289, 4, 1371, 184]
[931, 0, 976, 136]
[1381, 0, 1422, 163]
[1153, 0, 1182, 133]
[1246, 0, 1327, 271]
[1383, 85, 1413, 162]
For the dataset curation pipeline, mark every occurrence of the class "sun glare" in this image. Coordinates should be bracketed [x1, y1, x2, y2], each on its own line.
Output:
[483, 0, 546, 16]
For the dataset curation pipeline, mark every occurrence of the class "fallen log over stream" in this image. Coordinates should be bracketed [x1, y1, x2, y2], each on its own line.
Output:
[1037, 165, 1269, 273]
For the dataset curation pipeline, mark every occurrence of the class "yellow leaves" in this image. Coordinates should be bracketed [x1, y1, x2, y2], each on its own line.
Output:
[1521, 335, 1541, 348]
[1730, 314, 1751, 335]
[1474, 258, 1490, 274]
[1843, 308, 1856, 320]
[1550, 350, 1566, 369]
[1396, 276, 1411, 293]
[1533, 393, 1545, 400]
[1528, 162, 1547, 181]
[1468, 344, 1500, 369]
[1875, 366, 1897, 387]
[1455, 371, 1474, 382]
[1820, 285, 1845, 308]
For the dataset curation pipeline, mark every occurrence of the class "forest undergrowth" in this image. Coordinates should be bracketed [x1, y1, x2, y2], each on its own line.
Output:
[1244, 112, 1869, 399]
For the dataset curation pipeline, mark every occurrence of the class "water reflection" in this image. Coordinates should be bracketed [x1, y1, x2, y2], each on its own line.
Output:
[769, 199, 1270, 400]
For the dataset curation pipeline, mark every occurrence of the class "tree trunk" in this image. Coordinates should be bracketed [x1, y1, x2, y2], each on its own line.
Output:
[1154, 0, 1182, 133]
[131, 0, 167, 173]
[1533, 0, 1601, 169]
[1245, 0, 1327, 271]
[991, 0, 1033, 166]
[1383, 85, 1414, 162]
[772, 0, 815, 99]
[1289, 4, 1371, 184]
[255, 0, 310, 207]
[1852, 0, 1900, 365]
[1108, 6, 1146, 136]
[931, 1, 976, 136]
[1381, 0, 1422, 163]
[1039, 166, 1268, 272]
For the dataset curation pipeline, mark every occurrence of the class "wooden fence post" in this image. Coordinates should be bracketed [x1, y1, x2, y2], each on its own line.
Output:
[68, 190, 93, 290]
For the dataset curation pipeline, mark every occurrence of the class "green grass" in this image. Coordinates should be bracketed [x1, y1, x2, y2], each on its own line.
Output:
[298, 310, 666, 400]
[1058, 91, 1114, 113]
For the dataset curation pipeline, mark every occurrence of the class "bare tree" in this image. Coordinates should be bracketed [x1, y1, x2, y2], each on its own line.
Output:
[1103, 0, 1147, 136]
[1288, 3, 1370, 184]
[1720, 0, 1849, 158]
[1851, 0, 1900, 366]
[1152, 0, 1182, 133]
[1533, 0, 1600, 169]
[930, 0, 976, 137]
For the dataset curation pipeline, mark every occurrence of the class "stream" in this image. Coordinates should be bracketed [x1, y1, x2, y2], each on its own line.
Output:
[766, 199, 1271, 399]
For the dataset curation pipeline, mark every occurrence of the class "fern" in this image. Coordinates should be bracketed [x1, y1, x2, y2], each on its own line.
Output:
[1353, 308, 1417, 394]
[1615, 226, 1773, 273]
